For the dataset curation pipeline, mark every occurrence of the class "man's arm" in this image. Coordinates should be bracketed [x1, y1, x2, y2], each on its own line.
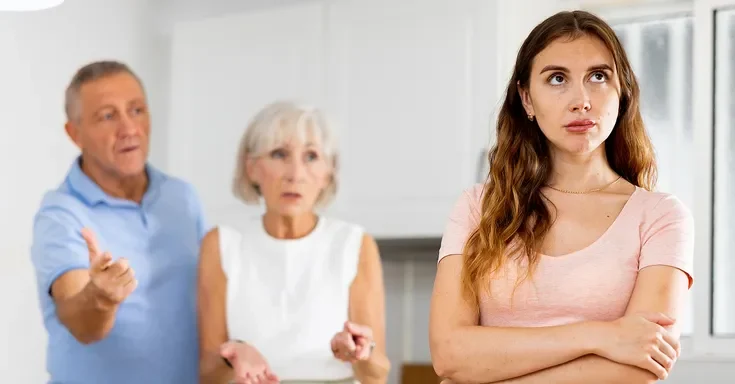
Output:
[53, 270, 119, 344]
[184, 182, 210, 243]
[31, 211, 128, 344]
[491, 266, 689, 384]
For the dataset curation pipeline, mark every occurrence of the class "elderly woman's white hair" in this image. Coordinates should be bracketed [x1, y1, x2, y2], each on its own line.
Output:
[232, 100, 339, 208]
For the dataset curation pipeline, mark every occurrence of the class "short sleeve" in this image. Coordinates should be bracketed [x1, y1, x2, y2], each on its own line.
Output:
[30, 207, 89, 297]
[185, 183, 210, 243]
[639, 194, 695, 288]
[438, 185, 484, 263]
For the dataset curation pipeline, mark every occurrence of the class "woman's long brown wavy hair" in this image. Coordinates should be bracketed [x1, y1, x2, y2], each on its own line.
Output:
[461, 10, 658, 306]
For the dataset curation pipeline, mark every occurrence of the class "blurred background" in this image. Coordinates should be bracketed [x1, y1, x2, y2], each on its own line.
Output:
[1, 0, 734, 382]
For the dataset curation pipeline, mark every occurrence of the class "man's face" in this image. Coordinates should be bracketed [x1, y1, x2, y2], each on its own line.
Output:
[65, 72, 150, 179]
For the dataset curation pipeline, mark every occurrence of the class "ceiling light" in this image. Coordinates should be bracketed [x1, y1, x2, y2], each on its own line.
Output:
[0, 0, 64, 11]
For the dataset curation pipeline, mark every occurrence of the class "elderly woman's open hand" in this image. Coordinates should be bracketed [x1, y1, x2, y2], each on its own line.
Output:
[220, 341, 279, 384]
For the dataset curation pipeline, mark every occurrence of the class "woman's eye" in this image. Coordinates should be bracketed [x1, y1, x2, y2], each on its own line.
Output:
[306, 151, 319, 161]
[549, 74, 565, 85]
[590, 71, 607, 83]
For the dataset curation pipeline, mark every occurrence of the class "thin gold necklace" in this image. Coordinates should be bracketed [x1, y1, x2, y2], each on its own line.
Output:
[546, 175, 622, 194]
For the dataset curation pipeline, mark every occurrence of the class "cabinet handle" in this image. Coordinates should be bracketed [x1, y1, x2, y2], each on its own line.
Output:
[477, 148, 489, 183]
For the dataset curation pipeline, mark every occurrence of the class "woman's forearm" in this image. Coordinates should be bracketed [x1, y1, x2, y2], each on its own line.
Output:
[496, 355, 658, 384]
[433, 321, 604, 383]
[199, 349, 234, 384]
[353, 351, 391, 384]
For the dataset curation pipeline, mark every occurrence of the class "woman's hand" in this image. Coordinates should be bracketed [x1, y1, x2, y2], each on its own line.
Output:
[220, 340, 279, 384]
[331, 321, 376, 363]
[595, 312, 680, 380]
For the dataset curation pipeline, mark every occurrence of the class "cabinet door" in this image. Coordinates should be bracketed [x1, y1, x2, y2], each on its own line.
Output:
[166, 0, 498, 238]
[166, 3, 328, 227]
[325, 0, 497, 238]
[495, 1, 573, 95]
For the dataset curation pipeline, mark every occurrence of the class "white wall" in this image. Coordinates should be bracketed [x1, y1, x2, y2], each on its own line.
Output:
[0, 1, 164, 381]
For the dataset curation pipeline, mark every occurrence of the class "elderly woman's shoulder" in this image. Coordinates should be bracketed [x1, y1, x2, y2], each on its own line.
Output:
[318, 216, 376, 247]
[317, 216, 366, 237]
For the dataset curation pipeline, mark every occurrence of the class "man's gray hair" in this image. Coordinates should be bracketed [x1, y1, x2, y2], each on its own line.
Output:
[64, 60, 144, 121]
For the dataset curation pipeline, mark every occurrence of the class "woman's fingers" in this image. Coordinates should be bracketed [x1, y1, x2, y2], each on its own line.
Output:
[660, 330, 681, 358]
[331, 331, 357, 361]
[657, 336, 678, 362]
[644, 355, 669, 380]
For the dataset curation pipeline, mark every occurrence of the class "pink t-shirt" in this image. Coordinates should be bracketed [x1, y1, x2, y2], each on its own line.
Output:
[438, 184, 695, 327]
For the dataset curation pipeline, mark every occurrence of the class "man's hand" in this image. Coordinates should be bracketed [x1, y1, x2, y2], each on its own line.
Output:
[81, 228, 137, 309]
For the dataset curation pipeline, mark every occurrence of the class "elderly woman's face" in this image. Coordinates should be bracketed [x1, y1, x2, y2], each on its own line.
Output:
[247, 137, 331, 216]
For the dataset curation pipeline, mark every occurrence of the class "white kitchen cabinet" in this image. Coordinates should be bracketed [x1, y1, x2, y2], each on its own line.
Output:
[167, 3, 329, 227]
[324, 0, 497, 238]
[166, 0, 499, 238]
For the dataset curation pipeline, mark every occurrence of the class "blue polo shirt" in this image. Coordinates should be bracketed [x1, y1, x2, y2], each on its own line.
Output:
[30, 158, 208, 384]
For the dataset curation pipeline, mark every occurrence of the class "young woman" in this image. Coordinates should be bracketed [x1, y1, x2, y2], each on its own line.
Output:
[429, 10, 693, 384]
[197, 101, 390, 384]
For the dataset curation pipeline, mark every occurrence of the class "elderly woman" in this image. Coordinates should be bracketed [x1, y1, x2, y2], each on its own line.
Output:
[197, 101, 390, 384]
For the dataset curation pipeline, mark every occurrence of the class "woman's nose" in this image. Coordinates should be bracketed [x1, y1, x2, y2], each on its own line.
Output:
[283, 159, 306, 181]
[568, 84, 592, 113]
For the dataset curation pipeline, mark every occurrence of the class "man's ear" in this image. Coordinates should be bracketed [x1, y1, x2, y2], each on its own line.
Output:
[517, 80, 535, 118]
[64, 121, 83, 149]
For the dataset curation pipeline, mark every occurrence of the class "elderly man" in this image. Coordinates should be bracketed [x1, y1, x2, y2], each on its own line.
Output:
[30, 60, 207, 384]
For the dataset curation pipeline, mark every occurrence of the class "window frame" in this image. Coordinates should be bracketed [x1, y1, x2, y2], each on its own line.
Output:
[582, 0, 735, 360]
[692, 0, 735, 358]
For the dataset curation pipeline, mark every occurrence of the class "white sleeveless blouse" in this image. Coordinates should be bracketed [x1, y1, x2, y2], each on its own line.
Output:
[217, 216, 364, 382]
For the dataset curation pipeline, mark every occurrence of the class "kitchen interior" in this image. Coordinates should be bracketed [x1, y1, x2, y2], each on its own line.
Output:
[3, 0, 735, 383]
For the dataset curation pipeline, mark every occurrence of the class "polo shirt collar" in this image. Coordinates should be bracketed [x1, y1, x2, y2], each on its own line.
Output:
[66, 156, 163, 207]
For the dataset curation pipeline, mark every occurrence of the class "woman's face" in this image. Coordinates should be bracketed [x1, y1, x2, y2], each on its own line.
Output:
[519, 34, 622, 156]
[247, 137, 332, 217]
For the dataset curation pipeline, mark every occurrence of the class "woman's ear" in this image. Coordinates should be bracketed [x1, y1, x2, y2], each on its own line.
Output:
[325, 154, 338, 188]
[245, 157, 260, 185]
[518, 80, 535, 118]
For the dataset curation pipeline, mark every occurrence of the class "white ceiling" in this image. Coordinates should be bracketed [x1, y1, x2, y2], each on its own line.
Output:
[160, 0, 688, 18]
[561, 0, 690, 7]
[154, 0, 690, 32]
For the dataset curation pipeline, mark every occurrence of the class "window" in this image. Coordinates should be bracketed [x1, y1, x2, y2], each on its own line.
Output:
[713, 5, 735, 337]
[590, 0, 735, 357]
[611, 13, 695, 336]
